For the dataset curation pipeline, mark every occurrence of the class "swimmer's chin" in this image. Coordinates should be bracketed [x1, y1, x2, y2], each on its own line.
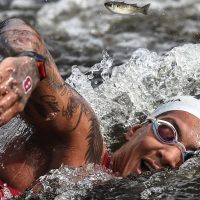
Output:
[122, 160, 157, 177]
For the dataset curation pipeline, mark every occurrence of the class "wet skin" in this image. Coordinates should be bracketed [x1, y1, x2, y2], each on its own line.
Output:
[0, 18, 200, 193]
[111, 111, 200, 176]
[0, 18, 103, 192]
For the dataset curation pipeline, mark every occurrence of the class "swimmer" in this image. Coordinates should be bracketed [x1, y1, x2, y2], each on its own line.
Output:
[0, 18, 200, 198]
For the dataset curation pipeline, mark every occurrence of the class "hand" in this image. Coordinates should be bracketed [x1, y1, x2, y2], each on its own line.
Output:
[0, 56, 40, 126]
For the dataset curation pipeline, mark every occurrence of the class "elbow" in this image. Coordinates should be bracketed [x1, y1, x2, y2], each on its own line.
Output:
[0, 17, 27, 30]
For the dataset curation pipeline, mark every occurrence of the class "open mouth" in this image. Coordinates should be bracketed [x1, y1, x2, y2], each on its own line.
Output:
[140, 160, 154, 172]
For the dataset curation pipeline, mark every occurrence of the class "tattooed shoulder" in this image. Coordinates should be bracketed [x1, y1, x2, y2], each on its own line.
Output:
[61, 86, 103, 163]
[85, 114, 103, 164]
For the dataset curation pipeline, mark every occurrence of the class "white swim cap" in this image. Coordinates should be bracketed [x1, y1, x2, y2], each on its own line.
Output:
[152, 96, 200, 119]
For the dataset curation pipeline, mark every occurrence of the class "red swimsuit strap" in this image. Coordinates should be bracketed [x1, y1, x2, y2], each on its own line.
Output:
[0, 180, 21, 198]
[101, 150, 111, 169]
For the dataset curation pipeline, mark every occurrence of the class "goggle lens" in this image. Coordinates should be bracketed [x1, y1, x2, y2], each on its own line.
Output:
[149, 118, 195, 162]
[157, 124, 176, 142]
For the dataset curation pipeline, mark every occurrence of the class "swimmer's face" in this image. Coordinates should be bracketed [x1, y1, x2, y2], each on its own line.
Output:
[111, 111, 200, 176]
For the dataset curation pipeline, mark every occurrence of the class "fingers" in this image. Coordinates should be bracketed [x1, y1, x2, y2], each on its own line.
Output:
[0, 102, 23, 126]
[0, 57, 36, 126]
[0, 91, 22, 114]
[0, 78, 18, 99]
[0, 80, 12, 97]
[0, 58, 15, 84]
[0, 86, 23, 127]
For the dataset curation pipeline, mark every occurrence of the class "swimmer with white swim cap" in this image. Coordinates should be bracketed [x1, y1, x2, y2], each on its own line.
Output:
[110, 96, 200, 176]
[0, 18, 200, 197]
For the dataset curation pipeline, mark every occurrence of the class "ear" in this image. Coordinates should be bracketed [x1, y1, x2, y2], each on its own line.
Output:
[124, 124, 143, 141]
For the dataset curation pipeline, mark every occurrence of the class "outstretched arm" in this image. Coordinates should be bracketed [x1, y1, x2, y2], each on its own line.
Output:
[0, 18, 103, 166]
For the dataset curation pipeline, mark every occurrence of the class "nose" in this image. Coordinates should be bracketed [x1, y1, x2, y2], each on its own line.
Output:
[156, 146, 183, 169]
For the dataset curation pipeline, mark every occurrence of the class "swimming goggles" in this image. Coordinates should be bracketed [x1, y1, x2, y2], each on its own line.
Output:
[146, 118, 195, 162]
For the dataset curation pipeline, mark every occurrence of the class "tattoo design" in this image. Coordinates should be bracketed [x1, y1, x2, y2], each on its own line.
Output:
[23, 76, 32, 94]
[45, 67, 64, 92]
[85, 115, 103, 164]
[62, 96, 79, 119]
[0, 18, 46, 63]
[61, 86, 103, 163]
[45, 50, 55, 68]
[62, 95, 82, 132]
[30, 95, 60, 118]
[40, 95, 60, 113]
[12, 59, 37, 84]
[1, 29, 41, 48]
[60, 83, 68, 97]
[29, 99, 48, 118]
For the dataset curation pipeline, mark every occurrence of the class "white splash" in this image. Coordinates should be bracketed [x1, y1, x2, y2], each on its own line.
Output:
[24, 164, 115, 200]
[66, 44, 200, 147]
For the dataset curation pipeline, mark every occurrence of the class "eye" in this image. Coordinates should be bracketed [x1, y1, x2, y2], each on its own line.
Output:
[158, 124, 176, 142]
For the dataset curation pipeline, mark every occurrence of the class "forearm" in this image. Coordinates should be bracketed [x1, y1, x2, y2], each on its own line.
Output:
[0, 18, 65, 92]
[0, 18, 53, 85]
[24, 79, 87, 133]
[0, 18, 68, 126]
[0, 18, 46, 56]
[0, 55, 40, 126]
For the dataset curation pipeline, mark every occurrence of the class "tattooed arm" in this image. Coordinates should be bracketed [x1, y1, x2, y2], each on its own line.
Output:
[0, 18, 103, 167]
[0, 18, 41, 126]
